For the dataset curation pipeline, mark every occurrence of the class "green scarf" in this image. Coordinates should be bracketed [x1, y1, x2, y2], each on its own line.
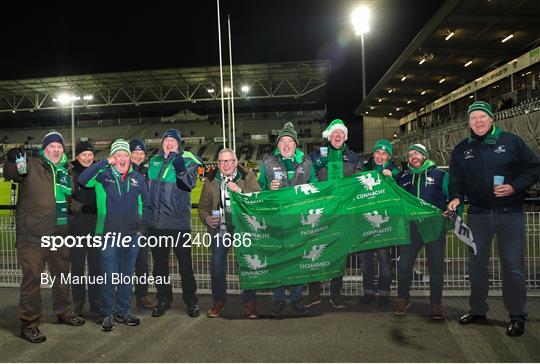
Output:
[39, 150, 71, 226]
[274, 148, 304, 181]
[327, 145, 344, 180]
[467, 124, 501, 145]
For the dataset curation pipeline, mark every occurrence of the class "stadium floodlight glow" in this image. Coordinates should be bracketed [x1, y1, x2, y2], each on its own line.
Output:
[464, 60, 472, 67]
[351, 6, 370, 36]
[241, 85, 250, 93]
[406, 100, 412, 104]
[365, 111, 369, 115]
[223, 86, 232, 93]
[501, 34, 513, 43]
[53, 93, 80, 105]
[469, 95, 474, 98]
[401, 76, 407, 82]
[82, 94, 93, 101]
[388, 112, 393, 116]
[378, 98, 382, 103]
[445, 31, 455, 41]
[421, 90, 426, 95]
[418, 58, 426, 65]
[396, 107, 400, 111]
[207, 88, 215, 93]
[370, 106, 374, 110]
[388, 89, 393, 94]
[439, 78, 446, 84]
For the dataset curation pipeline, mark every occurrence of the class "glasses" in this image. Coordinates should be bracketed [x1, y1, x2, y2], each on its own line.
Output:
[218, 159, 236, 165]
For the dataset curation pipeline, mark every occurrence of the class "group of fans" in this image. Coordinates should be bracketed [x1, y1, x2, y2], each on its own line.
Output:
[4, 100, 539, 343]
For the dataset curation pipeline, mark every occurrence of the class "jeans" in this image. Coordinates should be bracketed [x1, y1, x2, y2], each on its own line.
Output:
[273, 285, 303, 302]
[149, 228, 198, 306]
[134, 245, 149, 299]
[70, 245, 101, 308]
[359, 249, 392, 296]
[210, 234, 256, 303]
[467, 207, 526, 320]
[397, 224, 445, 304]
[99, 235, 140, 317]
[307, 277, 343, 298]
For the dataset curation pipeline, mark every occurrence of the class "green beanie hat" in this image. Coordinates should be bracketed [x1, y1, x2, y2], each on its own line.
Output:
[277, 122, 299, 146]
[322, 119, 348, 140]
[468, 101, 493, 119]
[110, 139, 131, 156]
[372, 139, 393, 156]
[407, 143, 429, 158]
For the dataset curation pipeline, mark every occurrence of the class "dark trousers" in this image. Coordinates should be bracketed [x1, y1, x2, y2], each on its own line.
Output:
[397, 226, 445, 304]
[69, 245, 100, 308]
[467, 208, 527, 320]
[149, 228, 197, 306]
[134, 245, 149, 299]
[308, 277, 343, 298]
[358, 249, 392, 296]
[17, 242, 72, 328]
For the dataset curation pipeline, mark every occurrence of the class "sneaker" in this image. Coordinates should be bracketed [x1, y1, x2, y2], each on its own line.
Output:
[304, 293, 322, 308]
[430, 303, 444, 320]
[393, 298, 411, 316]
[359, 293, 375, 306]
[290, 299, 307, 314]
[378, 295, 390, 309]
[269, 300, 286, 319]
[187, 304, 200, 317]
[151, 300, 171, 317]
[245, 301, 258, 319]
[100, 315, 115, 332]
[115, 312, 140, 326]
[329, 295, 346, 309]
[207, 302, 225, 318]
[57, 312, 86, 326]
[136, 296, 156, 309]
[20, 327, 46, 343]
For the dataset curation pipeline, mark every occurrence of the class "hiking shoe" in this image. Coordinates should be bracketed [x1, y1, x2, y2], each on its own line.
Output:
[187, 304, 200, 317]
[304, 293, 322, 308]
[378, 295, 390, 309]
[245, 301, 259, 319]
[207, 302, 225, 318]
[393, 298, 411, 316]
[290, 299, 308, 314]
[115, 312, 140, 326]
[151, 300, 171, 317]
[359, 293, 375, 306]
[20, 327, 46, 343]
[270, 300, 286, 319]
[329, 295, 346, 309]
[136, 296, 156, 309]
[100, 315, 115, 332]
[431, 303, 444, 320]
[57, 312, 85, 326]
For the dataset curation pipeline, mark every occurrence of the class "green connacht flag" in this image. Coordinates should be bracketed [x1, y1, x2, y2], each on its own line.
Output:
[230, 171, 445, 290]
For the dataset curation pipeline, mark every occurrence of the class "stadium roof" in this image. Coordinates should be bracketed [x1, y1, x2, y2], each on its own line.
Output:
[0, 60, 330, 117]
[354, 0, 540, 119]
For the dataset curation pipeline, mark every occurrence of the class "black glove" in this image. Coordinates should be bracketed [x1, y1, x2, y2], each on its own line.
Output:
[7, 148, 23, 163]
[81, 205, 97, 214]
[172, 155, 186, 172]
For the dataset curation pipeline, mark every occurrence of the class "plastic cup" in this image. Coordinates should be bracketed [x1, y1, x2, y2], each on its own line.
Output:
[493, 175, 504, 187]
[212, 210, 221, 218]
[15, 152, 27, 175]
[274, 170, 284, 181]
[320, 147, 328, 158]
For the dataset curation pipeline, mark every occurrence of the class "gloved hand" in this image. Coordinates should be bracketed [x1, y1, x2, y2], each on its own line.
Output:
[172, 155, 186, 172]
[81, 205, 97, 214]
[314, 157, 328, 171]
[7, 148, 23, 163]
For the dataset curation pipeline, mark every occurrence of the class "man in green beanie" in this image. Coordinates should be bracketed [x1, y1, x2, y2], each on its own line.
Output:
[395, 143, 449, 319]
[305, 119, 363, 309]
[258, 121, 318, 318]
[358, 139, 401, 308]
[447, 100, 540, 336]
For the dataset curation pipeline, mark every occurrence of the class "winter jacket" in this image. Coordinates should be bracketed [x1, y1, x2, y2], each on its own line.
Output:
[143, 150, 203, 231]
[398, 160, 449, 211]
[258, 148, 317, 190]
[68, 159, 97, 236]
[310, 143, 363, 181]
[449, 126, 540, 209]
[78, 159, 148, 235]
[363, 158, 401, 180]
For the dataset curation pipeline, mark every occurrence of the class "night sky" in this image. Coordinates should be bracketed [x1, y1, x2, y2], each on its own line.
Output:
[1, 0, 445, 150]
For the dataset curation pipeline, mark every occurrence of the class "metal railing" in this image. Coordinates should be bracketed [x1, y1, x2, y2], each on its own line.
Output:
[1, 214, 539, 296]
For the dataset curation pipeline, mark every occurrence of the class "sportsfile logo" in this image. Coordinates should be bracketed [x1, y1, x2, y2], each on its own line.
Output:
[299, 244, 330, 269]
[357, 173, 381, 191]
[362, 210, 392, 237]
[241, 254, 269, 277]
[294, 184, 319, 195]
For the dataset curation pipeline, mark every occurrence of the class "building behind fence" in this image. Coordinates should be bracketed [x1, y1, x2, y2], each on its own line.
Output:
[1, 214, 539, 296]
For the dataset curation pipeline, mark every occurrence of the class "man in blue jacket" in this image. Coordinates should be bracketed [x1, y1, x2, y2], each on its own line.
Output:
[142, 129, 204, 318]
[78, 139, 148, 332]
[396, 143, 449, 320]
[447, 101, 540, 337]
